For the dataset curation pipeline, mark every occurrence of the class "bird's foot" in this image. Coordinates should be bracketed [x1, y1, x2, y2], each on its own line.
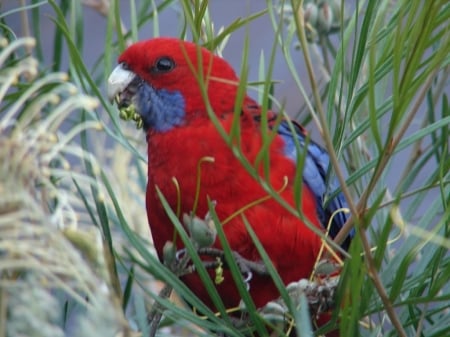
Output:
[172, 246, 268, 289]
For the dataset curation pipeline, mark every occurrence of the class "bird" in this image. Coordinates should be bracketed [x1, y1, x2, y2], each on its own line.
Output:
[107, 37, 351, 333]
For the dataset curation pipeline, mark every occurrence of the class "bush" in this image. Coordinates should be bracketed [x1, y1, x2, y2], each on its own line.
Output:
[0, 1, 448, 336]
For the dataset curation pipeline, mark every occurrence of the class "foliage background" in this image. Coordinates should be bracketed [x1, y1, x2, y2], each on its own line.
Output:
[0, 1, 449, 336]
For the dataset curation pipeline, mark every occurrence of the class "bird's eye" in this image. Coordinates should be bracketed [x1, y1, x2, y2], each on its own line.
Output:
[121, 62, 131, 70]
[152, 57, 175, 73]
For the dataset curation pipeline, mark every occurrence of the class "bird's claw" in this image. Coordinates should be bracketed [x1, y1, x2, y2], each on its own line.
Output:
[175, 248, 186, 261]
[243, 271, 253, 283]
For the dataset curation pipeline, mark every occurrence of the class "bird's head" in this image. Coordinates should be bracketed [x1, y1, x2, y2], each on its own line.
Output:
[107, 37, 241, 132]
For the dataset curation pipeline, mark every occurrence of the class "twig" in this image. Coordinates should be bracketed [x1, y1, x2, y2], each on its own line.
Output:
[318, 34, 331, 74]
[19, 0, 32, 56]
[147, 284, 173, 337]
[292, 1, 359, 245]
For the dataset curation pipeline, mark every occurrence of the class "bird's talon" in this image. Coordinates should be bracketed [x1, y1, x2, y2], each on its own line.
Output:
[175, 248, 186, 261]
[243, 271, 253, 283]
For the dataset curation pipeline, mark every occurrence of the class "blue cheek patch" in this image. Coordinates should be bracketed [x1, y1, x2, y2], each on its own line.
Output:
[134, 83, 185, 132]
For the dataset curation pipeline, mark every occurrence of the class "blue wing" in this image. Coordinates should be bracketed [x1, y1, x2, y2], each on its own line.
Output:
[276, 120, 353, 250]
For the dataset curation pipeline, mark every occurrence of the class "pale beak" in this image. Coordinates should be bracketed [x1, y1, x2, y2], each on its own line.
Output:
[107, 63, 136, 103]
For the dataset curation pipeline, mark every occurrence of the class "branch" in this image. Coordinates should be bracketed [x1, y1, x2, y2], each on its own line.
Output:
[150, 244, 341, 335]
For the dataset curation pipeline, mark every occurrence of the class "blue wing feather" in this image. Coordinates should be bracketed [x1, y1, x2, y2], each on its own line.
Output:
[277, 120, 353, 250]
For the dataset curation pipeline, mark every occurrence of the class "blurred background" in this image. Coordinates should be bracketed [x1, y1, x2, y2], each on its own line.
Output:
[1, 1, 448, 337]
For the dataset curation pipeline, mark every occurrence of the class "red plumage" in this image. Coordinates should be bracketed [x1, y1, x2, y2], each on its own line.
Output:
[147, 113, 323, 309]
[110, 37, 342, 334]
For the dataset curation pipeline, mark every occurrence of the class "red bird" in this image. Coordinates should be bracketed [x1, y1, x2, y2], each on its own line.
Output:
[108, 37, 351, 332]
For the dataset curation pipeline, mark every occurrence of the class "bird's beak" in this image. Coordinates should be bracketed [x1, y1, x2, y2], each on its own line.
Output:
[107, 63, 145, 128]
[107, 63, 136, 104]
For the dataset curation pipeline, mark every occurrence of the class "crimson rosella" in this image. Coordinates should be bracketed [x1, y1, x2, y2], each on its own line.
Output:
[107, 37, 351, 330]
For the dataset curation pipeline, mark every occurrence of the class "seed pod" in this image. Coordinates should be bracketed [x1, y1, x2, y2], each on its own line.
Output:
[304, 2, 319, 27]
[162, 241, 177, 266]
[315, 259, 340, 276]
[317, 2, 334, 33]
[184, 213, 217, 248]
